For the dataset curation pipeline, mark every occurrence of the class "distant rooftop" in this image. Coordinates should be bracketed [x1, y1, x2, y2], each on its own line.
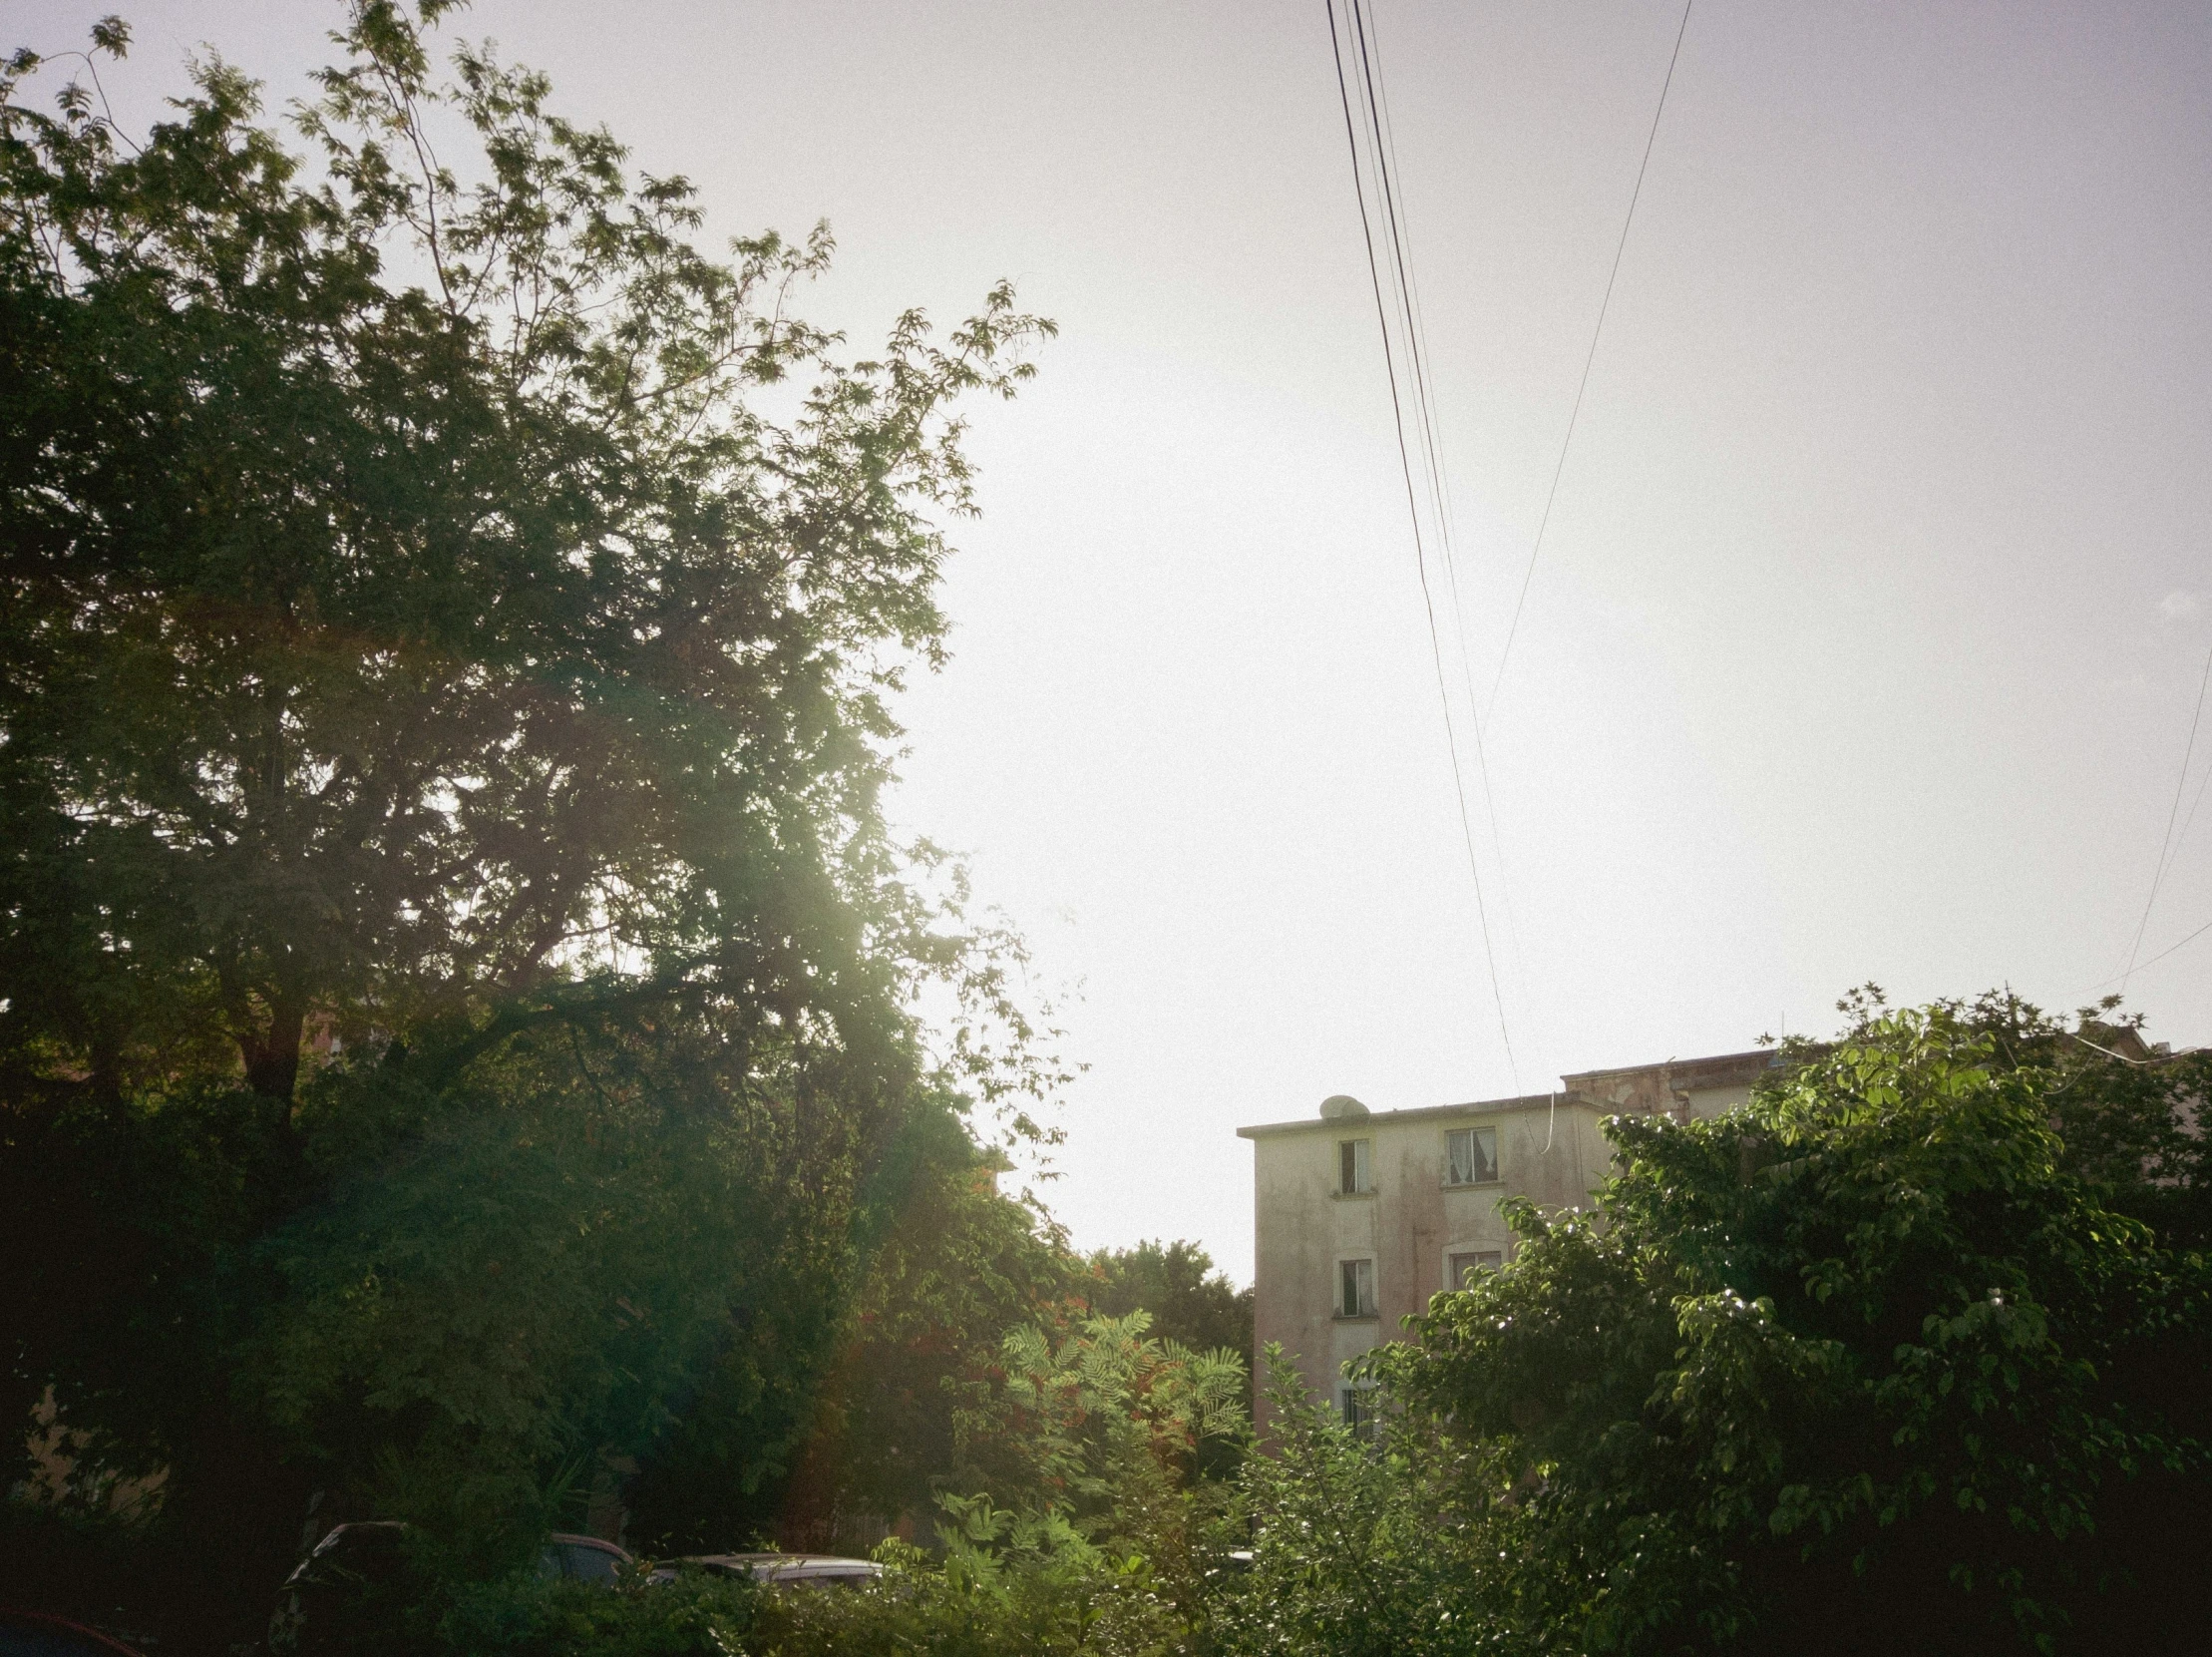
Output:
[1235, 1046, 1783, 1140]
[1561, 1046, 1782, 1085]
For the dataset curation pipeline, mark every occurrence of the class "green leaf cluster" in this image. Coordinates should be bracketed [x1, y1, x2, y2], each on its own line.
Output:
[0, 5, 1058, 1643]
[1208, 1356, 1521, 1657]
[944, 1310, 1249, 1564]
[1361, 999, 2212, 1654]
[1084, 1241, 1256, 1369]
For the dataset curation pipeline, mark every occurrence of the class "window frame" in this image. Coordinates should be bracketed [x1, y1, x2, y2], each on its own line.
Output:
[1339, 1386, 1376, 1444]
[1336, 1136, 1373, 1197]
[1335, 1255, 1377, 1320]
[1442, 1123, 1499, 1188]
[1444, 1247, 1504, 1289]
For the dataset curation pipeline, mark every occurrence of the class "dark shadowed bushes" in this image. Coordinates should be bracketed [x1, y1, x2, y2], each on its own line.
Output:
[0, 4, 1053, 1646]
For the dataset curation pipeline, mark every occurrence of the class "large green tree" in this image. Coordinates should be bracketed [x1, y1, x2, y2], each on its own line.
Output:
[0, 2, 1053, 1636]
[0, 1, 1045, 1106]
[657, 1109, 1081, 1553]
[1083, 1238, 1254, 1363]
[1359, 999, 2212, 1655]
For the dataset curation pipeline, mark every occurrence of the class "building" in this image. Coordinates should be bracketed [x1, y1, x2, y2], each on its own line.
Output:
[1236, 1047, 1781, 1423]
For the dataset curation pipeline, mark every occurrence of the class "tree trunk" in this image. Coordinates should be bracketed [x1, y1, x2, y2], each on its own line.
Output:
[242, 993, 305, 1104]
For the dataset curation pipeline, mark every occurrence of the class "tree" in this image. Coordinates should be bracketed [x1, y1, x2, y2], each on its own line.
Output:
[1083, 1238, 1252, 1484]
[0, 5, 1052, 1640]
[936, 1306, 1249, 1643]
[1366, 1000, 2212, 1655]
[1213, 1356, 1520, 1657]
[1909, 986, 2212, 1253]
[1085, 1239, 1254, 1363]
[656, 1104, 1082, 1552]
[0, 4, 1046, 1113]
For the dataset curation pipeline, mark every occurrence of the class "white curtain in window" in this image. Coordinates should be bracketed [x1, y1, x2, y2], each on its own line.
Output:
[1446, 1126, 1496, 1185]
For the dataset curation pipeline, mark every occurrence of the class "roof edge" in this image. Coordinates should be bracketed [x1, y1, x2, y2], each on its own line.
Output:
[1559, 1046, 1782, 1083]
[1236, 1091, 1598, 1139]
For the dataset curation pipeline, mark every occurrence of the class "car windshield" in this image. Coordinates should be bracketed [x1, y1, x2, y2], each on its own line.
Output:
[288, 1524, 408, 1585]
[557, 1541, 621, 1582]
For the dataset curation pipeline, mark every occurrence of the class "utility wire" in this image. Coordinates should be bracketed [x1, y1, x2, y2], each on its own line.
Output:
[2114, 911, 2212, 985]
[1326, 0, 1520, 1088]
[1352, 0, 1543, 1095]
[1356, 8, 1481, 775]
[1351, 4, 1455, 604]
[2076, 898, 2212, 996]
[1487, 0, 1694, 722]
[2171, 735, 2212, 877]
[2121, 639, 2212, 989]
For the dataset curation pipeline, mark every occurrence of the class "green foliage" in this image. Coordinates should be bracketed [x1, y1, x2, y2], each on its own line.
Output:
[0, 6, 1054, 1646]
[1365, 1000, 2212, 1655]
[0, 0, 1050, 1110]
[767, 1129, 1081, 1549]
[737, 1540, 1190, 1657]
[1207, 1355, 1519, 1657]
[258, 1021, 919, 1572]
[418, 1541, 1189, 1657]
[1894, 987, 2212, 1252]
[1085, 1241, 1256, 1366]
[427, 1566, 763, 1657]
[946, 1311, 1248, 1553]
[1082, 1241, 1253, 1484]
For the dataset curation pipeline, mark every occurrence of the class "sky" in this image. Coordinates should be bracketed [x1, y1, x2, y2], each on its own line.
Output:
[21, 0, 2212, 1285]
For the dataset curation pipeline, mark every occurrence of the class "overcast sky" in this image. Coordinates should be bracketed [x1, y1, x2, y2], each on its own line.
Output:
[24, 0, 2212, 1283]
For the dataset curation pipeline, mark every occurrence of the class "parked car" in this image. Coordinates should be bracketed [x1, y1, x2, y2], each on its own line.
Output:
[267, 1521, 414, 1651]
[269, 1522, 645, 1649]
[539, 1533, 636, 1582]
[671, 1553, 883, 1589]
[0, 1610, 151, 1657]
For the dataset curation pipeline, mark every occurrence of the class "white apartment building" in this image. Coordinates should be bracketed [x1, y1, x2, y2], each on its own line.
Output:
[1236, 1047, 1780, 1425]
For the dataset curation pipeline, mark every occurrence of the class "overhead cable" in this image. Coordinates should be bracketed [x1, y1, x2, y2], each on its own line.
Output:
[1353, 0, 1539, 1075]
[1487, 0, 1694, 723]
[1325, 0, 1520, 1092]
[1359, 0, 1545, 1092]
[2121, 638, 2212, 989]
[2115, 911, 2212, 984]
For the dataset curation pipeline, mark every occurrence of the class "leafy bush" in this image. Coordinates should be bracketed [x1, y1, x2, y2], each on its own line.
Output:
[1206, 1358, 1520, 1657]
[338, 1542, 1187, 1657]
[1366, 1001, 2212, 1654]
[1084, 1242, 1256, 1368]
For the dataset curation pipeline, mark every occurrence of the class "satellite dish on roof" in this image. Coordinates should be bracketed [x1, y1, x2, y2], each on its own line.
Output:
[1319, 1094, 1369, 1120]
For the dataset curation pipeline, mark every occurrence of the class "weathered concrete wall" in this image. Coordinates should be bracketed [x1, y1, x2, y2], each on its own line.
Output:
[1245, 1098, 1612, 1424]
[1241, 1049, 1785, 1431]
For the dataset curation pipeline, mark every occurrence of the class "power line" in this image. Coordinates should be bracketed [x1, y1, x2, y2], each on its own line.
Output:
[2169, 736, 2212, 881]
[2079, 908, 2212, 996]
[2121, 638, 2212, 989]
[1326, 0, 1519, 1088]
[1487, 0, 1694, 723]
[2117, 911, 2212, 985]
[1354, 0, 1544, 1086]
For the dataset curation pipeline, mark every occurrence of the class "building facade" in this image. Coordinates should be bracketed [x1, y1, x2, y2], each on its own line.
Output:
[1237, 1047, 1780, 1422]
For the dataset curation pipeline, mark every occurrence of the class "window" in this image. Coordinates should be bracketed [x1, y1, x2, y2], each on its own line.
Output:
[1340, 1387, 1375, 1444]
[1338, 1137, 1372, 1195]
[1337, 1257, 1376, 1318]
[542, 1537, 624, 1582]
[1447, 1249, 1503, 1287]
[1445, 1125, 1498, 1186]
